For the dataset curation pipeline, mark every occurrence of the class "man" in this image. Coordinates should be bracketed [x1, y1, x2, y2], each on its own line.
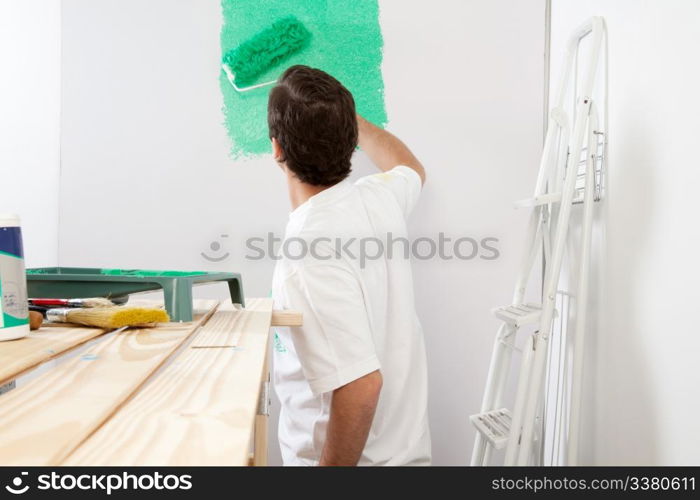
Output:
[269, 65, 430, 466]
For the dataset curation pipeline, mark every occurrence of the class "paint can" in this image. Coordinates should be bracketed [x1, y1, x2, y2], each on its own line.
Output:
[0, 214, 29, 341]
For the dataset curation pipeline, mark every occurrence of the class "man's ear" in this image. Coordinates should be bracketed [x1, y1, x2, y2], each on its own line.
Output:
[271, 137, 283, 162]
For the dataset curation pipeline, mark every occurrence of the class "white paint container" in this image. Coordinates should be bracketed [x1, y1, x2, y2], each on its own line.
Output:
[0, 214, 29, 341]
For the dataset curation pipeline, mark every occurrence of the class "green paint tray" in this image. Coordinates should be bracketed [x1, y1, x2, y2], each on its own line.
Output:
[26, 267, 245, 322]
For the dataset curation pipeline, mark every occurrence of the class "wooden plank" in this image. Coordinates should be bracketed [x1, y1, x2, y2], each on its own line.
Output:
[189, 298, 269, 347]
[0, 300, 219, 466]
[253, 414, 268, 466]
[0, 326, 107, 387]
[0, 299, 170, 386]
[253, 336, 271, 466]
[187, 310, 243, 347]
[65, 299, 273, 466]
[271, 309, 303, 327]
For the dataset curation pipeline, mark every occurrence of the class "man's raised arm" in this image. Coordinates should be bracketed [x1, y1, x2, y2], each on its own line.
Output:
[357, 114, 426, 184]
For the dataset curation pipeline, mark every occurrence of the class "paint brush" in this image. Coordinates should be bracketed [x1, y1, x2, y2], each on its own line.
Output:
[29, 311, 44, 330]
[29, 297, 115, 308]
[46, 306, 170, 329]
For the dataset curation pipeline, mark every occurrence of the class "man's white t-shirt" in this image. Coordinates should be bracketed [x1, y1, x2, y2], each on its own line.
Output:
[272, 165, 431, 466]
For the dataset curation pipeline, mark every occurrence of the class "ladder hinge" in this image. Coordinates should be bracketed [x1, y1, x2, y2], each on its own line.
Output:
[257, 375, 271, 416]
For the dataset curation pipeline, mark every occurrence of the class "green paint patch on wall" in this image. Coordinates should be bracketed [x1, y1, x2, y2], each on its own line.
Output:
[220, 0, 387, 157]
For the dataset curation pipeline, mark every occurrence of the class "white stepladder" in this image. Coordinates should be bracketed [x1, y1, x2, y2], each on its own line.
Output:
[470, 17, 608, 466]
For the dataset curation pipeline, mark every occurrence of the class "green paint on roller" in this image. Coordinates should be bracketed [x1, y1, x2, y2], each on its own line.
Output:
[220, 0, 387, 157]
[222, 16, 311, 87]
[99, 269, 207, 277]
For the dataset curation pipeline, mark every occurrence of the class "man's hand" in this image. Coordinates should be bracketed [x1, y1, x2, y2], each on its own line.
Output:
[357, 115, 426, 184]
[319, 370, 383, 466]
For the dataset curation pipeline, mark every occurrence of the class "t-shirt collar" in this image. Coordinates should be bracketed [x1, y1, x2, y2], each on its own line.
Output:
[289, 178, 352, 221]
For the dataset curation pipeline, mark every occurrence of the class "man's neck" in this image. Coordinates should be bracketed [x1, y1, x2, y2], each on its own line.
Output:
[287, 174, 329, 210]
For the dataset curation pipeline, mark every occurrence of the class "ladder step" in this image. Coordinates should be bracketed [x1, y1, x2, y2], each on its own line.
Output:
[492, 303, 542, 327]
[513, 192, 562, 208]
[470, 408, 512, 450]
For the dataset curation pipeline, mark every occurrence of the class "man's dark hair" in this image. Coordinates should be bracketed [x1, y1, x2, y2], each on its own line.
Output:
[268, 65, 358, 186]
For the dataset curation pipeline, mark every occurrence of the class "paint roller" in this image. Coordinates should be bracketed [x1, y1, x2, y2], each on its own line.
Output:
[221, 16, 311, 92]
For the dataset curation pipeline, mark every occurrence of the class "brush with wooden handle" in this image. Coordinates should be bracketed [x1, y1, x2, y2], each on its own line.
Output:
[29, 297, 115, 308]
[29, 310, 44, 330]
[46, 306, 170, 329]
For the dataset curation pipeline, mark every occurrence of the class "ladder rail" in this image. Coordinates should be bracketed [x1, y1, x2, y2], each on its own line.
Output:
[471, 324, 510, 465]
[546, 112, 570, 251]
[566, 104, 599, 465]
[513, 105, 567, 305]
[504, 333, 536, 464]
[513, 210, 546, 304]
[565, 18, 608, 465]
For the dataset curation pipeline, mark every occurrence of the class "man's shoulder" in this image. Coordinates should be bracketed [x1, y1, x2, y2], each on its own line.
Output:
[299, 192, 372, 238]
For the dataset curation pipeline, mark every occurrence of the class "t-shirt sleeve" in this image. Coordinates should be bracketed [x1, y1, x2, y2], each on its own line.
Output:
[281, 264, 380, 396]
[356, 165, 423, 217]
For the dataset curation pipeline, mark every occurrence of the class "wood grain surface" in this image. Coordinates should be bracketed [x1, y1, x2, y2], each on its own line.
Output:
[0, 300, 219, 465]
[65, 299, 273, 465]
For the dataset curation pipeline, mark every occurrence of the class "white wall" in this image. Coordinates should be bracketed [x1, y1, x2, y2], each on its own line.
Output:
[0, 0, 61, 266]
[59, 0, 544, 464]
[551, 0, 700, 465]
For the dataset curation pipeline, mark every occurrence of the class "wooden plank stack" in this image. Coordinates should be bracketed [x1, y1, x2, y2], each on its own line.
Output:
[0, 298, 283, 466]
